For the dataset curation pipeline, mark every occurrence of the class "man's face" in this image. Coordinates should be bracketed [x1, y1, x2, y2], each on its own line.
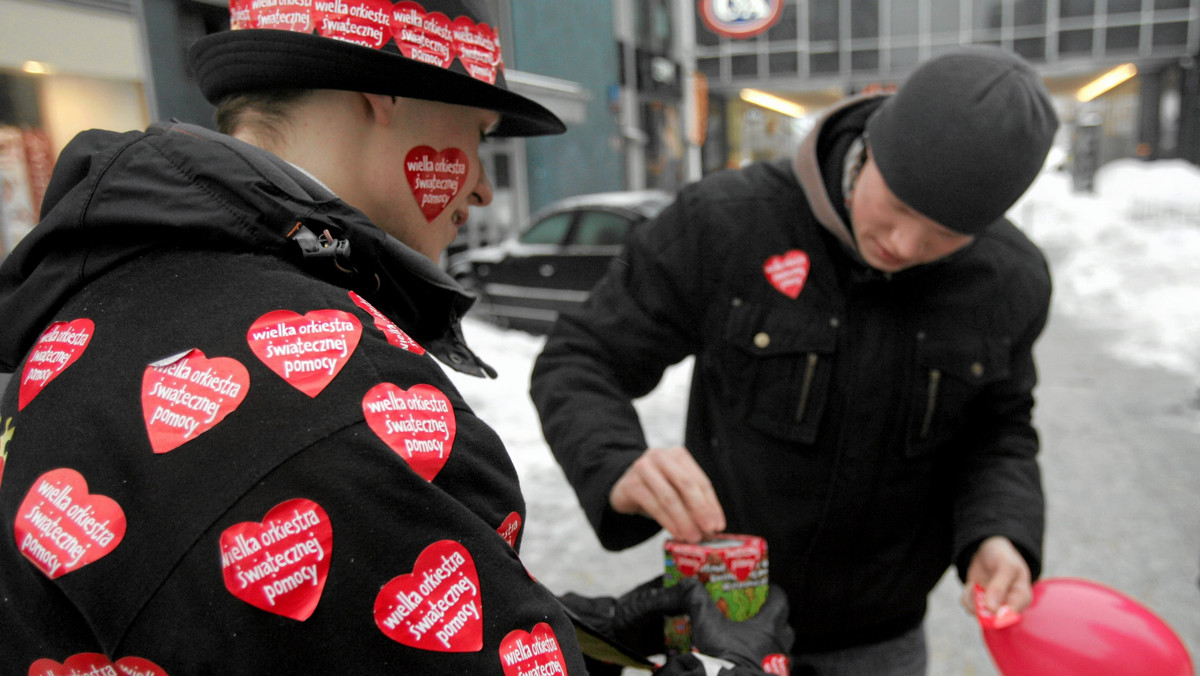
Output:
[358, 97, 501, 262]
[847, 154, 975, 273]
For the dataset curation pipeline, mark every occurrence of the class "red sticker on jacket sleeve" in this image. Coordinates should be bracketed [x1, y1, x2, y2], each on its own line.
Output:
[496, 511, 521, 549]
[28, 653, 115, 676]
[374, 539, 482, 652]
[14, 468, 126, 579]
[452, 16, 501, 83]
[115, 656, 170, 676]
[392, 1, 454, 68]
[247, 309, 362, 397]
[314, 0, 390, 48]
[405, 146, 469, 222]
[142, 349, 249, 454]
[220, 498, 332, 622]
[19, 318, 94, 410]
[500, 622, 568, 676]
[362, 383, 456, 481]
[763, 250, 811, 299]
[348, 291, 426, 354]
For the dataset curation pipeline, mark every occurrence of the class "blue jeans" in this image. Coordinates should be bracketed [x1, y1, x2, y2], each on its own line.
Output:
[790, 624, 927, 676]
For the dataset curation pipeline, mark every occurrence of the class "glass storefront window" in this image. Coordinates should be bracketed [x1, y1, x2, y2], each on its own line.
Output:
[810, 0, 839, 42]
[974, 0, 1003, 30]
[891, 0, 920, 38]
[1014, 0, 1048, 26]
[1060, 0, 1095, 18]
[852, 0, 880, 39]
[931, 0, 962, 34]
[1106, 0, 1142, 15]
[1153, 21, 1189, 47]
[1107, 24, 1141, 51]
[767, 4, 799, 41]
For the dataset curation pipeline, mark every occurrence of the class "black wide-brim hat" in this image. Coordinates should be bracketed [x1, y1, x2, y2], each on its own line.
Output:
[188, 0, 565, 138]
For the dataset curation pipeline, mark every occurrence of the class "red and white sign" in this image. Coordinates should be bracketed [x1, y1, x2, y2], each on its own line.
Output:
[247, 309, 362, 397]
[405, 146, 469, 222]
[314, 0, 391, 49]
[374, 539, 483, 652]
[142, 349, 249, 454]
[14, 468, 126, 579]
[392, 1, 454, 68]
[220, 498, 332, 622]
[499, 622, 568, 676]
[362, 383, 456, 481]
[348, 291, 426, 355]
[496, 511, 521, 549]
[763, 249, 810, 299]
[699, 0, 784, 39]
[19, 318, 94, 410]
[27, 654, 169, 676]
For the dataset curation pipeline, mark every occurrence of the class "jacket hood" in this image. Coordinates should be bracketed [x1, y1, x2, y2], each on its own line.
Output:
[792, 94, 886, 261]
[0, 122, 476, 373]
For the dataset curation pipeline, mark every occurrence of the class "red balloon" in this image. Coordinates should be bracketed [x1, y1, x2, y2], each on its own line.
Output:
[982, 578, 1194, 676]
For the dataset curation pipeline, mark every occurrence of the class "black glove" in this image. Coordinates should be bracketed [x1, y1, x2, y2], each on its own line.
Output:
[558, 576, 698, 660]
[684, 583, 794, 671]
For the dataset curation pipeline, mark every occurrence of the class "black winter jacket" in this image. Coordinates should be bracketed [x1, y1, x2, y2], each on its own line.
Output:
[0, 123, 586, 674]
[531, 96, 1049, 653]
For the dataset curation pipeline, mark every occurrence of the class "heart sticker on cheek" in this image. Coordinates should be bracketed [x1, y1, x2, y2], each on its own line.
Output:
[499, 622, 568, 676]
[220, 498, 332, 622]
[374, 539, 483, 652]
[142, 349, 250, 454]
[763, 250, 811, 299]
[14, 468, 126, 579]
[247, 309, 363, 397]
[19, 318, 94, 410]
[362, 383, 457, 481]
[405, 146, 469, 222]
[496, 511, 521, 549]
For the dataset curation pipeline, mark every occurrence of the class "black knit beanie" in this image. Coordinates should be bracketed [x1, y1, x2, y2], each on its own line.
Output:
[865, 46, 1059, 233]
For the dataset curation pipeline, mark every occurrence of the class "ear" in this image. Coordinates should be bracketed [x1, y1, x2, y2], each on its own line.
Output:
[361, 93, 396, 127]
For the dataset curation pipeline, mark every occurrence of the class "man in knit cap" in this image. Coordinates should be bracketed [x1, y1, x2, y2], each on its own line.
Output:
[532, 45, 1059, 674]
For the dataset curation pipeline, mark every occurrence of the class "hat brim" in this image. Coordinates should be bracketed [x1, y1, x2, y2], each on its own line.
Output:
[188, 29, 566, 138]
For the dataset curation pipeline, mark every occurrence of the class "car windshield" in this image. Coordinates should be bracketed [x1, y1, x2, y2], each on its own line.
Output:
[572, 211, 630, 246]
[518, 212, 572, 245]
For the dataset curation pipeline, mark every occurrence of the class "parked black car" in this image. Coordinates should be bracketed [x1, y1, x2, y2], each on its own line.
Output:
[448, 190, 673, 333]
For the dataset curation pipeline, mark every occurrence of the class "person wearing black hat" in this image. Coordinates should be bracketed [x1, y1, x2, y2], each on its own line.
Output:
[0, 1, 793, 673]
[532, 45, 1059, 674]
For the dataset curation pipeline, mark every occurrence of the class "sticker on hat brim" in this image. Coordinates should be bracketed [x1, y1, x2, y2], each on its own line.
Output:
[315, 0, 391, 49]
[393, 2, 454, 68]
[250, 0, 313, 32]
[452, 15, 502, 84]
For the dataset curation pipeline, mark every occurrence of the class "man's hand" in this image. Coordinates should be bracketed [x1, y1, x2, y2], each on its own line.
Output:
[609, 446, 725, 542]
[962, 536, 1033, 617]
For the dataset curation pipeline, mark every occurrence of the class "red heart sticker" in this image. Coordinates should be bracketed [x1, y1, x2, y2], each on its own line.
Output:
[392, 1, 454, 68]
[363, 383, 456, 481]
[314, 0, 390, 48]
[115, 656, 170, 676]
[374, 539, 482, 652]
[220, 498, 332, 622]
[761, 653, 791, 676]
[499, 622, 568, 676]
[247, 309, 363, 397]
[250, 0, 313, 32]
[763, 250, 811, 299]
[28, 653, 115, 676]
[496, 511, 521, 549]
[667, 542, 707, 578]
[405, 146, 469, 222]
[14, 468, 126, 579]
[348, 292, 426, 355]
[19, 318, 94, 410]
[142, 349, 250, 454]
[452, 16, 501, 83]
[230, 0, 254, 29]
[720, 542, 764, 582]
